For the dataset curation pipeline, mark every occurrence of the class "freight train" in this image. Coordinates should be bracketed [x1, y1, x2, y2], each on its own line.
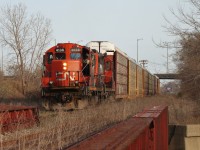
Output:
[41, 41, 160, 110]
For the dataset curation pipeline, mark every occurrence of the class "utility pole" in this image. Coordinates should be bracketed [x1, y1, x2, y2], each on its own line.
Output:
[163, 42, 170, 73]
[139, 60, 148, 68]
[167, 44, 169, 73]
[137, 38, 143, 63]
[1, 45, 3, 73]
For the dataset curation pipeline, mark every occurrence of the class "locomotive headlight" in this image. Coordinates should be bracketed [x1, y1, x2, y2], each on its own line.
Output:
[63, 67, 67, 70]
[63, 63, 67, 66]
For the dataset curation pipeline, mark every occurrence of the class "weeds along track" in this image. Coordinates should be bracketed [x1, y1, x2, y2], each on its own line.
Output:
[1, 95, 200, 149]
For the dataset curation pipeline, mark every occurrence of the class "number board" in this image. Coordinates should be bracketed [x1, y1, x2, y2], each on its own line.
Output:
[71, 47, 81, 52]
[55, 48, 65, 52]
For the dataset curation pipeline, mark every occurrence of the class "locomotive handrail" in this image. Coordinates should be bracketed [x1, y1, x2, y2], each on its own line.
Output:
[81, 63, 90, 86]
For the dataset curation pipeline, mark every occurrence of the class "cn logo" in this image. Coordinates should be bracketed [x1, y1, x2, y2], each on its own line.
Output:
[70, 72, 76, 81]
[56, 72, 68, 81]
[56, 72, 76, 81]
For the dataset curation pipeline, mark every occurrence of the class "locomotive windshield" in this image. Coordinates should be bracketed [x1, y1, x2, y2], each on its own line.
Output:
[55, 53, 66, 60]
[70, 47, 81, 60]
[70, 53, 81, 60]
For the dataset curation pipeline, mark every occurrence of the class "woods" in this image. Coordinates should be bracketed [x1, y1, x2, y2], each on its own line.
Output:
[165, 0, 200, 99]
[0, 3, 52, 95]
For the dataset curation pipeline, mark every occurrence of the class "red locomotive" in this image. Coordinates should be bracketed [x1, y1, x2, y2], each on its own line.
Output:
[41, 41, 159, 110]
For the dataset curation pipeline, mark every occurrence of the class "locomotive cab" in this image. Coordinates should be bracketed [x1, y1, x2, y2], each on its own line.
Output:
[42, 43, 91, 88]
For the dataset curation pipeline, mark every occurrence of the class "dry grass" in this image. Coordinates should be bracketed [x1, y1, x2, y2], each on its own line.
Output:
[0, 95, 200, 149]
[0, 78, 40, 106]
[0, 80, 24, 100]
[134, 95, 200, 124]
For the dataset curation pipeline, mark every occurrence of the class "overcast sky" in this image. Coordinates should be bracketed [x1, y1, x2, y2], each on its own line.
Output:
[0, 0, 191, 73]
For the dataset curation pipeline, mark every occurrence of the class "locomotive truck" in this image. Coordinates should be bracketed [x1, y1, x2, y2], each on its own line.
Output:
[41, 41, 160, 110]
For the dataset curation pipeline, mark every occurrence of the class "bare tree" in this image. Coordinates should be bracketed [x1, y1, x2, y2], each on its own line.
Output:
[164, 0, 200, 99]
[0, 3, 52, 95]
[0, 69, 3, 80]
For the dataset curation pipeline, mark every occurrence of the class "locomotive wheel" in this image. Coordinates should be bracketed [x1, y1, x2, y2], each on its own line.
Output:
[42, 99, 50, 111]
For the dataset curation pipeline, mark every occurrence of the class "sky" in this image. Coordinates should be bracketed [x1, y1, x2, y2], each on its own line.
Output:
[0, 0, 191, 74]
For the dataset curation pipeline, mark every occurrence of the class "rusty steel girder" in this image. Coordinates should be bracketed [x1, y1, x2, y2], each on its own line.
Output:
[0, 105, 39, 133]
[68, 105, 168, 150]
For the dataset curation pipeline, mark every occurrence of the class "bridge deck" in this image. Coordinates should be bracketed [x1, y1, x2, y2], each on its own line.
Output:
[154, 74, 179, 79]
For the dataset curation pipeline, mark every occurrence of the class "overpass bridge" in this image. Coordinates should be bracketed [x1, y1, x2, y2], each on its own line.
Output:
[154, 73, 180, 79]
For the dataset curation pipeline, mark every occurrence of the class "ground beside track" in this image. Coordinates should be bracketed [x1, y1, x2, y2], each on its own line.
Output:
[0, 95, 200, 149]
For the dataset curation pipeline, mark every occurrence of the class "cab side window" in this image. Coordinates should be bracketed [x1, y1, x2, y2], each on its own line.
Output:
[82, 48, 90, 76]
[47, 52, 53, 64]
[105, 61, 111, 71]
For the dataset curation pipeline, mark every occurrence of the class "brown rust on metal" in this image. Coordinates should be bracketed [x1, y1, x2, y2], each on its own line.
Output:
[0, 104, 39, 133]
[68, 118, 153, 150]
[67, 105, 168, 150]
[0, 104, 37, 112]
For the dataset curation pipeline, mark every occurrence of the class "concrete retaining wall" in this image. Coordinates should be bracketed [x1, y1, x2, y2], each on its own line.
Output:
[169, 124, 200, 150]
